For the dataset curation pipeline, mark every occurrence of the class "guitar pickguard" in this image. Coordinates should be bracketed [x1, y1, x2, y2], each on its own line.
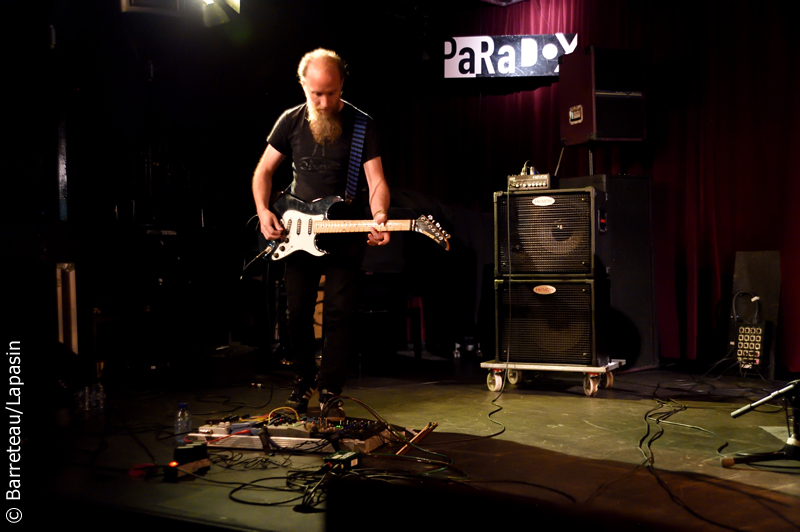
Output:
[268, 195, 344, 261]
[270, 209, 328, 260]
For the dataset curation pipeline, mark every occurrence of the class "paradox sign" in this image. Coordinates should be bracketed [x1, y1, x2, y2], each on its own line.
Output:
[444, 34, 578, 78]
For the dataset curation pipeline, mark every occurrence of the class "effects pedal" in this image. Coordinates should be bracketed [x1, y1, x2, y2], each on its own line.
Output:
[165, 442, 211, 482]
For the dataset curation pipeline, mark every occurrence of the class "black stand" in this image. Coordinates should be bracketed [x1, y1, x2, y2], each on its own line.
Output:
[721, 380, 800, 468]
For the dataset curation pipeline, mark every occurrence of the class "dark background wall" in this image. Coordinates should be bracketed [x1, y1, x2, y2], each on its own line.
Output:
[6, 0, 799, 375]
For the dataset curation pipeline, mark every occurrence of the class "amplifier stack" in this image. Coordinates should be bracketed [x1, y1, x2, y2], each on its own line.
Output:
[482, 175, 658, 396]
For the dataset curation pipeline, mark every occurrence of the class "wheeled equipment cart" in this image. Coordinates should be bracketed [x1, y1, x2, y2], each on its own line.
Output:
[480, 359, 626, 397]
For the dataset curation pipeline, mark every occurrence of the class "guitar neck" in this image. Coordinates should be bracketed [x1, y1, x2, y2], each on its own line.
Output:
[313, 219, 413, 234]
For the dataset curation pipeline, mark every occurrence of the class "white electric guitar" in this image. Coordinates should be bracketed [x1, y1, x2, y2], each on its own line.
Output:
[258, 193, 450, 261]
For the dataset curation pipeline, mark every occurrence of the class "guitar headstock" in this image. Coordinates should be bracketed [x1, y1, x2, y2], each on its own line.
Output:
[413, 216, 451, 251]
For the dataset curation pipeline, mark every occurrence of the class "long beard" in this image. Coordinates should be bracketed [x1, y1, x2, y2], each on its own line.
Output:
[307, 105, 343, 145]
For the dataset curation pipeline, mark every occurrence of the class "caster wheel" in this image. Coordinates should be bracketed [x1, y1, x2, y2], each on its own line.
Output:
[583, 374, 600, 397]
[600, 371, 614, 389]
[486, 371, 503, 392]
[507, 369, 523, 385]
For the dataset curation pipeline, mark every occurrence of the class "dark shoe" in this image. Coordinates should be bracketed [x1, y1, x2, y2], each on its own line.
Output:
[319, 389, 345, 422]
[285, 376, 317, 413]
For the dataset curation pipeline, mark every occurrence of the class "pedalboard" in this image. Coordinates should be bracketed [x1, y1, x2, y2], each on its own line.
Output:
[188, 416, 395, 454]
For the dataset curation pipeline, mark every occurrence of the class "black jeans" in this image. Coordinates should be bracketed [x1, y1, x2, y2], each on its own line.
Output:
[283, 235, 364, 392]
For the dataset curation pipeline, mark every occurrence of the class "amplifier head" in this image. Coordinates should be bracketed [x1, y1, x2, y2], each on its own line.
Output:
[507, 173, 551, 190]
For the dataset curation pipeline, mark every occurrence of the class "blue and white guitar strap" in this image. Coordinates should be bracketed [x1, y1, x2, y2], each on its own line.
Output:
[345, 109, 368, 204]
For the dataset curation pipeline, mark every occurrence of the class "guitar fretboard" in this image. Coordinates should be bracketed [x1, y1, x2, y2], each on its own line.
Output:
[312, 220, 413, 234]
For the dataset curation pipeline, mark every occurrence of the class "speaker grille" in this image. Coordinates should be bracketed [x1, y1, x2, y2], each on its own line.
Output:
[496, 279, 595, 365]
[495, 189, 594, 276]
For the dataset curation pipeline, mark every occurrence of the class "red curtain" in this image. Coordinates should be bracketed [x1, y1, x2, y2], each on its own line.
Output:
[646, 2, 800, 370]
[392, 0, 799, 372]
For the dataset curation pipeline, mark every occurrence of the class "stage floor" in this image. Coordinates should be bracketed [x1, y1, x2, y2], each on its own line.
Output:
[36, 349, 800, 531]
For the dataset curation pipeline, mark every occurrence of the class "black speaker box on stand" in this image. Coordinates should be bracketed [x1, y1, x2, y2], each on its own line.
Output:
[558, 46, 646, 146]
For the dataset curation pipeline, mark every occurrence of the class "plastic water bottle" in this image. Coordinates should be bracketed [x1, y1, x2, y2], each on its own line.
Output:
[93, 382, 105, 411]
[174, 402, 192, 443]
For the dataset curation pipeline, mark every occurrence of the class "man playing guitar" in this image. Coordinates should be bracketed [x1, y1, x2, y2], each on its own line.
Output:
[252, 49, 390, 421]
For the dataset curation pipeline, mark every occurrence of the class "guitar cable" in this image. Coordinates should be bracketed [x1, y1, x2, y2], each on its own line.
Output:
[241, 186, 293, 279]
[480, 179, 516, 439]
[495, 179, 515, 396]
[240, 215, 281, 280]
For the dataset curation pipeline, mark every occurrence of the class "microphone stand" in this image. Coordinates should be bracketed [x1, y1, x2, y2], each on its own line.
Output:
[721, 380, 799, 468]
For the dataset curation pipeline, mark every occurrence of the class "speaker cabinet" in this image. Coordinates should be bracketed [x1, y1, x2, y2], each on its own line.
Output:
[560, 175, 658, 370]
[492, 177, 658, 371]
[494, 187, 602, 277]
[558, 46, 645, 145]
[495, 278, 605, 366]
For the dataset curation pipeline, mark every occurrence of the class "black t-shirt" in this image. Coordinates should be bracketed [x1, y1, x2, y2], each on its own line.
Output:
[267, 101, 380, 206]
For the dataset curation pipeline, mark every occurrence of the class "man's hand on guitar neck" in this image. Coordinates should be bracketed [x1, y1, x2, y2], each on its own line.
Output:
[258, 208, 286, 241]
[367, 211, 390, 247]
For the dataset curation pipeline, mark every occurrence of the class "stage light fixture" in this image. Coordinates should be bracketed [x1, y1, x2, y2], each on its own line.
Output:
[121, 0, 240, 26]
[202, 0, 229, 27]
[225, 0, 240, 14]
[480, 0, 528, 6]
